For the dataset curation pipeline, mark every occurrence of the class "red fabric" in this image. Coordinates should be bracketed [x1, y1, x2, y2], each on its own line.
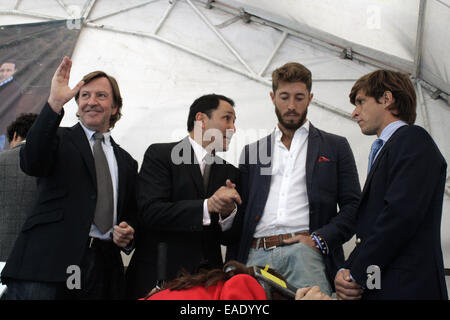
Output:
[145, 274, 267, 300]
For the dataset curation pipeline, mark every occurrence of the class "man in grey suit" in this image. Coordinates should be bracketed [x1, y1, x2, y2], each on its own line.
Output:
[0, 113, 37, 261]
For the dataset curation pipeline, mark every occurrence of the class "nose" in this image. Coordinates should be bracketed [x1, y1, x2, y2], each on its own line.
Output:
[287, 97, 296, 110]
[229, 122, 236, 133]
[351, 106, 359, 119]
[87, 95, 98, 106]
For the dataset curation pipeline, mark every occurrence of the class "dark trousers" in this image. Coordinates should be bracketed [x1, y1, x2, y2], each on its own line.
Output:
[2, 238, 125, 300]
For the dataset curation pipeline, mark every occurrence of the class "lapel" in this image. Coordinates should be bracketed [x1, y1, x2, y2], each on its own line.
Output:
[111, 137, 126, 218]
[254, 133, 274, 203]
[67, 123, 96, 187]
[360, 126, 406, 201]
[180, 136, 205, 196]
[305, 123, 320, 203]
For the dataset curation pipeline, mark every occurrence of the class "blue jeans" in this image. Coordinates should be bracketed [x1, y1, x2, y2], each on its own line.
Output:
[247, 242, 332, 296]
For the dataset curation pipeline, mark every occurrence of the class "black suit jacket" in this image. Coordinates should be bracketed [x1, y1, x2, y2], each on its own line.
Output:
[230, 124, 361, 285]
[126, 137, 239, 299]
[1, 103, 138, 283]
[344, 125, 448, 299]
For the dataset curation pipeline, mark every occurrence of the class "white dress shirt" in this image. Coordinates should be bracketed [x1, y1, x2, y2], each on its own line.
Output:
[188, 136, 235, 231]
[254, 121, 311, 237]
[80, 122, 119, 240]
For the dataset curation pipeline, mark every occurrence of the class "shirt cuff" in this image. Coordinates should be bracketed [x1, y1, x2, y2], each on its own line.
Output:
[218, 204, 237, 231]
[202, 199, 211, 226]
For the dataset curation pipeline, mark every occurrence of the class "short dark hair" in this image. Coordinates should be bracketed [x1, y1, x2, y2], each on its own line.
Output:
[272, 62, 312, 93]
[7, 113, 38, 142]
[349, 70, 417, 125]
[74, 71, 123, 129]
[1, 59, 17, 68]
[187, 94, 235, 132]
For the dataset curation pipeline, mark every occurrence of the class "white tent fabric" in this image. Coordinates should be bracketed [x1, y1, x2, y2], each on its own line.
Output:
[1, 0, 449, 269]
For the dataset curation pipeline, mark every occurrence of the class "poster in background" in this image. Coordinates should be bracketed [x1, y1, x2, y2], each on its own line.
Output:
[0, 19, 80, 151]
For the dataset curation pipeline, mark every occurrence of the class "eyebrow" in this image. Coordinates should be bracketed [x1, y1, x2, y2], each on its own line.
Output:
[355, 96, 365, 103]
[279, 92, 306, 96]
[223, 111, 236, 117]
[80, 90, 109, 94]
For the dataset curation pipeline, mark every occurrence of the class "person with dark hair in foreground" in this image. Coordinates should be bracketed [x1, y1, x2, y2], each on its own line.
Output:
[142, 261, 332, 300]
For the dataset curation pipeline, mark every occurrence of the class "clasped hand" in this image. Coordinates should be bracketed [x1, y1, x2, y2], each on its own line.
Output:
[207, 179, 242, 217]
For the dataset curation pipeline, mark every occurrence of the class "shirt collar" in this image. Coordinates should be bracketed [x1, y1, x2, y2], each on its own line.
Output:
[188, 136, 209, 163]
[274, 120, 310, 142]
[79, 122, 111, 145]
[378, 120, 407, 143]
[0, 76, 14, 87]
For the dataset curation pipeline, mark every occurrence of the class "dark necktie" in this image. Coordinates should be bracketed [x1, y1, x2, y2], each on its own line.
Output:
[202, 153, 213, 192]
[93, 132, 114, 234]
[368, 138, 383, 174]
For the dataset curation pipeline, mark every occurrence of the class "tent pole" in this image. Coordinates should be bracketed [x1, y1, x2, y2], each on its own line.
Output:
[414, 0, 427, 78]
[258, 31, 287, 77]
[186, 0, 255, 75]
[154, 0, 177, 34]
[81, 0, 97, 20]
[416, 80, 432, 136]
[87, 0, 160, 23]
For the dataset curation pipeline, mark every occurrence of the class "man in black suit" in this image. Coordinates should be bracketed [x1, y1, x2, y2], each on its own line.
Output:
[335, 70, 448, 300]
[230, 62, 361, 296]
[1, 57, 138, 299]
[126, 94, 241, 299]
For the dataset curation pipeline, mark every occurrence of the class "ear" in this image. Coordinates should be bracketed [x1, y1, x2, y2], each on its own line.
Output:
[383, 91, 395, 108]
[270, 91, 275, 104]
[111, 103, 118, 115]
[194, 112, 207, 129]
[308, 92, 314, 104]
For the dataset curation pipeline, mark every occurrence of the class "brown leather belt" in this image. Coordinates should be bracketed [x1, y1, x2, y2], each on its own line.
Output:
[251, 231, 310, 250]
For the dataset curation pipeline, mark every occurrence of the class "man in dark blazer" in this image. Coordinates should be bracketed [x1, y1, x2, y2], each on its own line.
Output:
[1, 57, 138, 299]
[230, 62, 361, 296]
[126, 94, 241, 299]
[335, 70, 448, 300]
[0, 113, 37, 262]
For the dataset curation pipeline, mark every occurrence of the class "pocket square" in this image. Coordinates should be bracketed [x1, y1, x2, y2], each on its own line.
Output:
[318, 156, 330, 162]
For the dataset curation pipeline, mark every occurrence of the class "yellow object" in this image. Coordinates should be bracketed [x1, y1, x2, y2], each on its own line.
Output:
[260, 265, 287, 288]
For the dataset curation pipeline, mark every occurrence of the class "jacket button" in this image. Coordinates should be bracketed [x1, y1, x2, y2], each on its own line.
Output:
[91, 194, 96, 200]
[255, 216, 259, 222]
[355, 237, 362, 245]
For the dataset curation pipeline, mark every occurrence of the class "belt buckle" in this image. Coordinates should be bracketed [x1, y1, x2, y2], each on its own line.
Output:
[263, 237, 277, 250]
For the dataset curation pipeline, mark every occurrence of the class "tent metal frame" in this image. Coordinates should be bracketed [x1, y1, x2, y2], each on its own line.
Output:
[1, 0, 449, 194]
[2, 0, 448, 103]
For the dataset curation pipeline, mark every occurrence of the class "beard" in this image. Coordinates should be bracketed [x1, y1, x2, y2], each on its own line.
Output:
[275, 105, 307, 131]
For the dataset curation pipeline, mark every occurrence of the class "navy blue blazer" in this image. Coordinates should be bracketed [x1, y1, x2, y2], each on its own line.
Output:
[230, 123, 361, 284]
[345, 125, 448, 300]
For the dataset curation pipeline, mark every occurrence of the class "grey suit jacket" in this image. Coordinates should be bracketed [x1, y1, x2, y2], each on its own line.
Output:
[0, 142, 36, 261]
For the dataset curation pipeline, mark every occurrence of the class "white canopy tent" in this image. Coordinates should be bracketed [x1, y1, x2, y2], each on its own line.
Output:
[1, 0, 449, 286]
